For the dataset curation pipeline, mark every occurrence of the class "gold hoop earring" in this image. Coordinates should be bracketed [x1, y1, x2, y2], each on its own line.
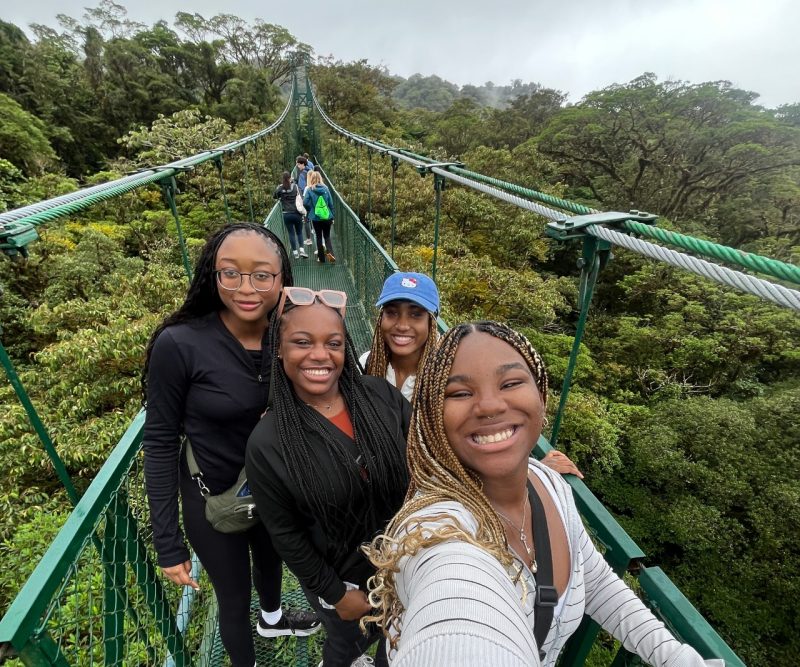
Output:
[543, 417, 550, 427]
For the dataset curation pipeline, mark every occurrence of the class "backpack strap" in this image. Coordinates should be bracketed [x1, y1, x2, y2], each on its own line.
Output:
[184, 438, 210, 497]
[527, 477, 557, 659]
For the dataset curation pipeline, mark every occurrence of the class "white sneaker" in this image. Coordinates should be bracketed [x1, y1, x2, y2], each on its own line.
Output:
[299, 248, 308, 258]
[304, 238, 313, 245]
[317, 657, 373, 667]
[292, 250, 299, 259]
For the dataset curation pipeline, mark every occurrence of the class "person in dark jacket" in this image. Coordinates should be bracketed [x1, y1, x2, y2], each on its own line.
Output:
[274, 171, 307, 259]
[142, 223, 320, 667]
[303, 171, 337, 264]
[246, 287, 410, 667]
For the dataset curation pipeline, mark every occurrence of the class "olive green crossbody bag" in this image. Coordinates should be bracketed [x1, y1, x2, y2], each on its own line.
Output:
[185, 440, 260, 534]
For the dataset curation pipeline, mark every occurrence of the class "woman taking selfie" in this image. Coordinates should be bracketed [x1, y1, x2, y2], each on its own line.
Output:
[246, 287, 410, 667]
[367, 321, 723, 667]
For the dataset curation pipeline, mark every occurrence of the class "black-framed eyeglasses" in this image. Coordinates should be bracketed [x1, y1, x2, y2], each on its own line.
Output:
[215, 269, 280, 293]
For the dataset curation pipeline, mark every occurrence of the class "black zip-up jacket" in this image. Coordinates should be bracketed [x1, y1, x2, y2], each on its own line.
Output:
[143, 311, 271, 567]
[273, 183, 301, 214]
[245, 376, 411, 606]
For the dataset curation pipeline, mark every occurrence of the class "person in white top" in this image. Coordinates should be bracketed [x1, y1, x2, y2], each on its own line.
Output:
[360, 272, 440, 402]
[365, 320, 725, 667]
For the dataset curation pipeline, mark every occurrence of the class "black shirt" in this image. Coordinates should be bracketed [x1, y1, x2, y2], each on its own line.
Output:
[246, 376, 411, 605]
[273, 183, 301, 214]
[143, 311, 271, 567]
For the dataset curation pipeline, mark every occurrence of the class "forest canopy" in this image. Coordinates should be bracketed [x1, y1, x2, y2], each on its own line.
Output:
[0, 4, 798, 666]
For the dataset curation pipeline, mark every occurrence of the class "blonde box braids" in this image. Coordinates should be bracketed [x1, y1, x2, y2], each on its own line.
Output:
[364, 320, 548, 648]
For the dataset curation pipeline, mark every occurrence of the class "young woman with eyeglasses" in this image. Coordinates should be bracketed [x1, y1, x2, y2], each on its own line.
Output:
[246, 287, 410, 667]
[142, 223, 320, 667]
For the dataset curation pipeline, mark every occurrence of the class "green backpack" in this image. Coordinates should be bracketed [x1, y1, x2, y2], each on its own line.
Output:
[314, 192, 332, 220]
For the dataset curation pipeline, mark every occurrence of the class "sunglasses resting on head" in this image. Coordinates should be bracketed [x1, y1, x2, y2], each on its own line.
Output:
[276, 287, 347, 319]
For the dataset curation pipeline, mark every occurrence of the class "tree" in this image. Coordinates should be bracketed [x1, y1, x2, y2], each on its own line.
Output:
[393, 73, 459, 112]
[536, 74, 800, 222]
[0, 94, 57, 174]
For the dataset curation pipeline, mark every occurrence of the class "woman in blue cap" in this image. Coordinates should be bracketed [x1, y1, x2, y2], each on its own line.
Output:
[360, 272, 439, 402]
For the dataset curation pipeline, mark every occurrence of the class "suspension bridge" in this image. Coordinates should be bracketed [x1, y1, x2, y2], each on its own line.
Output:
[1, 63, 796, 666]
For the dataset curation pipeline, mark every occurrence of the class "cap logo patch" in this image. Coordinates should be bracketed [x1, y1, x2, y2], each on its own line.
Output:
[401, 277, 417, 289]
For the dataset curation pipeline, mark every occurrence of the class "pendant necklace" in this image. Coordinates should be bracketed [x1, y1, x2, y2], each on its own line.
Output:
[305, 396, 339, 413]
[494, 496, 537, 573]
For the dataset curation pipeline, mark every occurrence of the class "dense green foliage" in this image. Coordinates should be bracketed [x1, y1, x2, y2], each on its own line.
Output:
[0, 7, 798, 666]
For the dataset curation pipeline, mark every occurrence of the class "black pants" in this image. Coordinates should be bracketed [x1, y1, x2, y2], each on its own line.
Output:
[313, 219, 334, 261]
[182, 477, 282, 667]
[302, 585, 387, 667]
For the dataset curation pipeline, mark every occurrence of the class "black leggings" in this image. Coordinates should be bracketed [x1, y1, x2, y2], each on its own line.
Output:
[181, 477, 282, 667]
[313, 219, 334, 261]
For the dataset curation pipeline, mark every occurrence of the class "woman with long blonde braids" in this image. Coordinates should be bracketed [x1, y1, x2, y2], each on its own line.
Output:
[366, 321, 724, 667]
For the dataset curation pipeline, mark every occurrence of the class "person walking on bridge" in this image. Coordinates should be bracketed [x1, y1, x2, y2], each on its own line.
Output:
[304, 171, 337, 264]
[274, 171, 307, 259]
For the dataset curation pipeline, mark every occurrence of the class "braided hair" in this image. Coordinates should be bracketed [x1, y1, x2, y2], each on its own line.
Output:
[364, 308, 438, 403]
[268, 302, 409, 565]
[141, 222, 293, 402]
[364, 320, 548, 646]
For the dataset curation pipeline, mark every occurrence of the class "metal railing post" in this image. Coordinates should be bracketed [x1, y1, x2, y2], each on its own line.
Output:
[549, 235, 611, 448]
[431, 174, 445, 283]
[160, 178, 193, 282]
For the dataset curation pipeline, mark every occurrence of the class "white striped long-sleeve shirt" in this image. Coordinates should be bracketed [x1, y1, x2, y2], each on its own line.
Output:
[389, 459, 724, 667]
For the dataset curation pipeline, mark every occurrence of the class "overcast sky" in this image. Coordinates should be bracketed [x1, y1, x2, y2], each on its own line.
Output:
[4, 0, 798, 108]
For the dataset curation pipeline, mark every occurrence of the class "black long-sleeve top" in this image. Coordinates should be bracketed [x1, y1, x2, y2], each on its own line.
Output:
[245, 376, 411, 606]
[273, 183, 301, 214]
[143, 311, 271, 567]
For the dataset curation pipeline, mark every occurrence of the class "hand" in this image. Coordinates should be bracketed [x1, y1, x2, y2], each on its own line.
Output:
[334, 588, 371, 621]
[541, 449, 584, 479]
[162, 561, 200, 590]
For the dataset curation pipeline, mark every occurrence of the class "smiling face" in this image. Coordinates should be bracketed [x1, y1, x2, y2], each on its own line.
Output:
[215, 231, 283, 325]
[379, 300, 431, 365]
[279, 302, 346, 404]
[442, 331, 545, 483]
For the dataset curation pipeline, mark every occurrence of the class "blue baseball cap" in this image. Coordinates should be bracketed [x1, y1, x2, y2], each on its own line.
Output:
[375, 272, 440, 314]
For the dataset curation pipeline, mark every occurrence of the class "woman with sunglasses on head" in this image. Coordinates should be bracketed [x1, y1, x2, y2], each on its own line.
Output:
[367, 321, 723, 667]
[246, 287, 410, 667]
[362, 272, 582, 478]
[142, 223, 320, 667]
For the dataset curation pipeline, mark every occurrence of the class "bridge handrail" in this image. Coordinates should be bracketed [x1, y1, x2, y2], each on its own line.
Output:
[0, 412, 145, 650]
[0, 82, 295, 231]
[309, 81, 800, 309]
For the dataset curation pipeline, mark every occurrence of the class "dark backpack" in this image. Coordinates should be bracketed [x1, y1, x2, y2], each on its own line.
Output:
[314, 192, 331, 220]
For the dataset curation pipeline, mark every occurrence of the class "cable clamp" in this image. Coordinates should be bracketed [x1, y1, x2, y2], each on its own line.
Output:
[546, 210, 658, 241]
[415, 162, 465, 176]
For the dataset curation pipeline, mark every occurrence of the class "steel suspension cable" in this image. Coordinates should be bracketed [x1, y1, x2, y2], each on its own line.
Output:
[309, 78, 800, 309]
[1, 83, 295, 230]
[587, 225, 800, 311]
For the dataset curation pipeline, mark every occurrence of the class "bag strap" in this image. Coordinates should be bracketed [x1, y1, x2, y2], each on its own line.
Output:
[184, 438, 210, 497]
[527, 477, 557, 658]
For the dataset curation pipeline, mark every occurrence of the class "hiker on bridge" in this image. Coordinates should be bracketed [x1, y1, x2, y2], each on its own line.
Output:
[142, 224, 320, 667]
[304, 171, 337, 263]
[246, 287, 410, 667]
[274, 171, 308, 259]
[366, 321, 723, 667]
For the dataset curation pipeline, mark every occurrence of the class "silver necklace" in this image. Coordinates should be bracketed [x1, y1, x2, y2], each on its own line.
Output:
[305, 396, 340, 413]
[494, 497, 537, 572]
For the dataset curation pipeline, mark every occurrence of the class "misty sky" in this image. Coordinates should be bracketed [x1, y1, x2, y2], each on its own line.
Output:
[4, 0, 798, 108]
